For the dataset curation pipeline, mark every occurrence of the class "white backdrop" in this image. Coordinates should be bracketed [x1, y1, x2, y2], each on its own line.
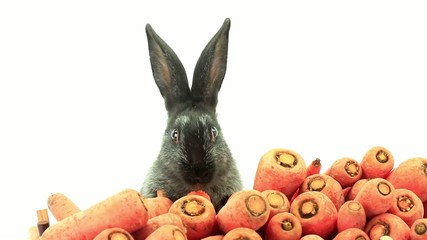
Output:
[1, 1, 426, 239]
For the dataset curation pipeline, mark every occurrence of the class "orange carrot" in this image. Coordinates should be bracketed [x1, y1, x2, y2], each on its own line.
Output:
[306, 158, 322, 176]
[187, 190, 211, 202]
[132, 213, 186, 240]
[354, 178, 395, 218]
[386, 157, 427, 202]
[261, 189, 290, 220]
[336, 200, 366, 232]
[145, 195, 174, 219]
[360, 146, 395, 179]
[410, 218, 427, 240]
[424, 201, 427, 218]
[216, 189, 270, 234]
[265, 212, 302, 240]
[47, 192, 81, 221]
[325, 157, 362, 188]
[200, 235, 224, 240]
[253, 148, 307, 200]
[332, 227, 370, 240]
[28, 226, 40, 240]
[299, 234, 325, 240]
[168, 194, 216, 240]
[299, 173, 345, 210]
[144, 224, 188, 240]
[222, 227, 263, 240]
[364, 212, 411, 240]
[290, 191, 337, 239]
[93, 227, 134, 240]
[388, 188, 424, 227]
[346, 178, 369, 201]
[39, 188, 149, 240]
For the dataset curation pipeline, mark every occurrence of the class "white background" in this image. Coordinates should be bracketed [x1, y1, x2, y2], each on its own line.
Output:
[1, 1, 426, 239]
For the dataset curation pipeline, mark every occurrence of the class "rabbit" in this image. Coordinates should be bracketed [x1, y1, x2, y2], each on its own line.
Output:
[141, 18, 243, 211]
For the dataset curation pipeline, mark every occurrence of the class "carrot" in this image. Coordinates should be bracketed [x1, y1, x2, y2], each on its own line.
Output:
[299, 234, 325, 240]
[424, 201, 427, 218]
[290, 191, 337, 239]
[200, 235, 224, 240]
[307, 158, 322, 176]
[39, 188, 149, 240]
[145, 195, 174, 219]
[264, 212, 302, 240]
[325, 157, 362, 188]
[187, 190, 211, 202]
[93, 227, 134, 240]
[222, 227, 262, 240]
[410, 218, 427, 240]
[144, 224, 188, 240]
[336, 200, 366, 232]
[386, 157, 427, 202]
[132, 213, 186, 240]
[360, 146, 395, 179]
[253, 148, 307, 200]
[168, 194, 216, 240]
[346, 178, 369, 201]
[47, 193, 81, 221]
[387, 188, 424, 227]
[28, 226, 40, 240]
[332, 227, 370, 240]
[36, 209, 50, 235]
[354, 178, 395, 218]
[299, 173, 345, 210]
[261, 189, 290, 220]
[364, 212, 411, 240]
[216, 189, 270, 233]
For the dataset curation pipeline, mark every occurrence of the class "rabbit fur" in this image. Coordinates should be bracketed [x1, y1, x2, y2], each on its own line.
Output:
[141, 18, 243, 211]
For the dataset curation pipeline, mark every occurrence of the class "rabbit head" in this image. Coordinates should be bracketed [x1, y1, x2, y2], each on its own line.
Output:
[141, 18, 243, 211]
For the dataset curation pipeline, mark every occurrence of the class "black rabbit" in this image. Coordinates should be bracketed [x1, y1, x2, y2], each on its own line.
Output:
[141, 18, 243, 211]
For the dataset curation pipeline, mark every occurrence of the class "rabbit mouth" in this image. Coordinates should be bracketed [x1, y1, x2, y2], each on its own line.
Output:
[183, 169, 214, 185]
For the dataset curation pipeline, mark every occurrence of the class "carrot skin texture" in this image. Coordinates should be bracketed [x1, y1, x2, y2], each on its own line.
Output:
[253, 148, 307, 200]
[40, 189, 149, 240]
[216, 189, 270, 233]
[144, 224, 188, 240]
[332, 227, 370, 240]
[265, 212, 302, 240]
[93, 227, 134, 240]
[388, 188, 424, 227]
[47, 193, 81, 221]
[222, 227, 263, 240]
[360, 146, 395, 179]
[364, 212, 411, 240]
[145, 196, 173, 219]
[290, 191, 337, 239]
[132, 213, 186, 240]
[346, 178, 369, 201]
[386, 157, 427, 202]
[306, 158, 322, 176]
[410, 218, 427, 240]
[354, 178, 395, 218]
[336, 200, 366, 232]
[300, 234, 325, 240]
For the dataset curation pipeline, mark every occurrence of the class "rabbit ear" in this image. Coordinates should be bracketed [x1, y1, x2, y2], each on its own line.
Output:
[146, 24, 191, 112]
[191, 18, 231, 109]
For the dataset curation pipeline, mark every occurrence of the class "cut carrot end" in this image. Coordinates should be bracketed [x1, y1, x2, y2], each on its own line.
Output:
[281, 219, 294, 231]
[356, 236, 368, 240]
[173, 229, 187, 240]
[276, 153, 297, 168]
[377, 182, 391, 196]
[246, 194, 267, 217]
[345, 160, 360, 177]
[267, 192, 285, 208]
[109, 232, 131, 240]
[415, 222, 427, 235]
[397, 195, 414, 212]
[182, 199, 205, 216]
[376, 150, 389, 163]
[308, 176, 326, 191]
[299, 199, 318, 218]
[348, 201, 362, 211]
[369, 222, 390, 238]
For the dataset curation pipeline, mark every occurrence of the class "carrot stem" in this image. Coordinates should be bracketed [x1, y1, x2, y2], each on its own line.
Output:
[109, 232, 132, 240]
[415, 222, 426, 235]
[182, 199, 205, 216]
[344, 160, 360, 177]
[377, 182, 391, 196]
[376, 150, 390, 163]
[299, 200, 318, 218]
[172, 229, 187, 240]
[266, 192, 285, 208]
[246, 194, 267, 217]
[307, 176, 326, 191]
[276, 153, 297, 168]
[281, 219, 294, 231]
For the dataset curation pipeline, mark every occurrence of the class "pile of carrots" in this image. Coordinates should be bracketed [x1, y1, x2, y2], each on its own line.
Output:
[28, 146, 427, 240]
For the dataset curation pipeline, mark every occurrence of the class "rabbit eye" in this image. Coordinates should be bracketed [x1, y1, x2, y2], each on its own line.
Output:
[210, 127, 218, 142]
[171, 129, 179, 143]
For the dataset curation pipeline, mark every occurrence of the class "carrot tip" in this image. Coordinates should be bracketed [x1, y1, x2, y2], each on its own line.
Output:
[182, 199, 205, 216]
[397, 195, 414, 212]
[281, 219, 294, 231]
[348, 201, 362, 211]
[415, 222, 427, 235]
[299, 199, 318, 218]
[172, 229, 187, 240]
[276, 153, 297, 168]
[246, 194, 267, 216]
[376, 150, 389, 163]
[266, 192, 285, 208]
[308, 176, 326, 191]
[345, 160, 360, 177]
